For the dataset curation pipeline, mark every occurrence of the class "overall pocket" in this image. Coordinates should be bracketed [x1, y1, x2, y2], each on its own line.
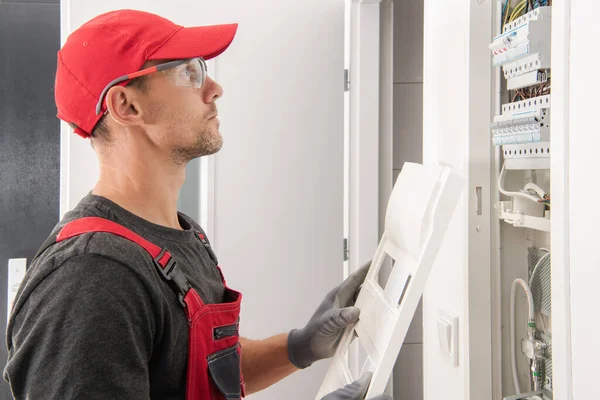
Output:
[207, 344, 241, 400]
[213, 322, 239, 341]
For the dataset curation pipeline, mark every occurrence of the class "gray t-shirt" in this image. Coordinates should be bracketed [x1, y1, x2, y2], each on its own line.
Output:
[5, 193, 227, 399]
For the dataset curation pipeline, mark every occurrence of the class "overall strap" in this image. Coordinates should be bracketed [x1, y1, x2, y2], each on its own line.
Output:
[54, 217, 190, 307]
[196, 232, 219, 265]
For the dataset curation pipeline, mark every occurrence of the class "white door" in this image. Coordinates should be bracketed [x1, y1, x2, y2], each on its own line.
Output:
[61, 1, 346, 399]
[421, 1, 493, 399]
[343, 0, 394, 386]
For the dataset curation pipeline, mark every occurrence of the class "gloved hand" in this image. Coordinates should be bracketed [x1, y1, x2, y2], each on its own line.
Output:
[320, 372, 392, 400]
[288, 264, 370, 369]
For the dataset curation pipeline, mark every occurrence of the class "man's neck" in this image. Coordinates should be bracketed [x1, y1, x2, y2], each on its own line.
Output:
[93, 157, 186, 230]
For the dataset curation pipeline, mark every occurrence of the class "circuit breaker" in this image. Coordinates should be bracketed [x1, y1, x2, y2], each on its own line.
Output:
[489, 2, 553, 400]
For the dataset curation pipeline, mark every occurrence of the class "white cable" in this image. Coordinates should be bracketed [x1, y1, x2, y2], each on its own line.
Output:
[524, 182, 547, 199]
[510, 278, 535, 395]
[498, 161, 542, 203]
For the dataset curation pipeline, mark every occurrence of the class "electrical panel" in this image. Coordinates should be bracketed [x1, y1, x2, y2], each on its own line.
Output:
[489, 6, 552, 67]
[491, 3, 552, 216]
[491, 95, 551, 146]
[502, 142, 550, 170]
[490, 2, 553, 400]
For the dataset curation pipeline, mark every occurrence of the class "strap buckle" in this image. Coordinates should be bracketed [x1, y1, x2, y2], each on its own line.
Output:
[153, 248, 190, 308]
[196, 232, 219, 265]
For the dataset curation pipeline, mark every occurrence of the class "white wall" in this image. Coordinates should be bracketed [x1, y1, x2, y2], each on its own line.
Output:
[61, 1, 345, 399]
[568, 0, 600, 397]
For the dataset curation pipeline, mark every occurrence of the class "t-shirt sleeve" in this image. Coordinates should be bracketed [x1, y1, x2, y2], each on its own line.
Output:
[5, 254, 157, 399]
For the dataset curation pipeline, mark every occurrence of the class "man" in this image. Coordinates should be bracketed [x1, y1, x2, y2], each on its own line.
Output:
[4, 9, 391, 400]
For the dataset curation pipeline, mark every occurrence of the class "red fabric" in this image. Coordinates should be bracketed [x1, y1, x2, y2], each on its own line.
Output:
[55, 9, 238, 137]
[57, 217, 172, 267]
[57, 217, 245, 399]
[184, 288, 245, 400]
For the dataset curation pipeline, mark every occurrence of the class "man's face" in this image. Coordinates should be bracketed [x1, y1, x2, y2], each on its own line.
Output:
[138, 59, 224, 165]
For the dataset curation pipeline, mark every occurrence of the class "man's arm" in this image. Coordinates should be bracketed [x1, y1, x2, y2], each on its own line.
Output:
[239, 334, 297, 394]
[239, 337, 392, 400]
[239, 265, 370, 395]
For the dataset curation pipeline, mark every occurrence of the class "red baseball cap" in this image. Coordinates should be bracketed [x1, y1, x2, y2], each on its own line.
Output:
[55, 9, 238, 138]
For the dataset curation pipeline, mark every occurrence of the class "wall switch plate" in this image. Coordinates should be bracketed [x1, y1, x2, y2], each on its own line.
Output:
[7, 258, 27, 324]
[438, 309, 459, 367]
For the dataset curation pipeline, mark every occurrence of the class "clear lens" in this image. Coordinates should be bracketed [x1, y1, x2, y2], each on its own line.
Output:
[167, 58, 207, 89]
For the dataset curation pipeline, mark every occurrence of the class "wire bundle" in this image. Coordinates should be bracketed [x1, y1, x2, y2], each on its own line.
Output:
[510, 76, 551, 102]
[503, 0, 551, 28]
[503, 0, 527, 26]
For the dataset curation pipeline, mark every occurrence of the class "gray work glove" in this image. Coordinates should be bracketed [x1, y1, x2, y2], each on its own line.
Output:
[288, 264, 370, 369]
[320, 372, 393, 400]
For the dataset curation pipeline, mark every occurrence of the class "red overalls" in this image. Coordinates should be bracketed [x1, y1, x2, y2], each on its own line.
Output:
[38, 217, 246, 399]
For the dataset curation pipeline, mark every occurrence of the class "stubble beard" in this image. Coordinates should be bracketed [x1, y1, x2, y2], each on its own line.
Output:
[171, 121, 223, 166]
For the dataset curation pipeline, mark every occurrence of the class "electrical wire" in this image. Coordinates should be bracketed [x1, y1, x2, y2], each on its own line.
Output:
[504, 0, 512, 27]
[512, 91, 526, 102]
[498, 161, 543, 203]
[503, 0, 509, 27]
[509, 77, 551, 103]
[510, 278, 535, 395]
[509, 0, 527, 22]
[524, 182, 547, 199]
[539, 199, 551, 208]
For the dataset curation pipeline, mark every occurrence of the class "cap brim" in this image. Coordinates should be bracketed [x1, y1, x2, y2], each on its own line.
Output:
[149, 23, 238, 61]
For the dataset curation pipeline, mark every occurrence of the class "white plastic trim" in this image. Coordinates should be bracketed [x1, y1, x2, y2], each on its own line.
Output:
[549, 0, 573, 397]
[316, 162, 464, 398]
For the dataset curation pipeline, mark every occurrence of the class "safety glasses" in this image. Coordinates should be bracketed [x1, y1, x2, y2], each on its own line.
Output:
[95, 57, 208, 115]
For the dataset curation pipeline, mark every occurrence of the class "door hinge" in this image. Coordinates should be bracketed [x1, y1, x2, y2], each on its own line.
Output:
[343, 238, 349, 261]
[344, 69, 350, 92]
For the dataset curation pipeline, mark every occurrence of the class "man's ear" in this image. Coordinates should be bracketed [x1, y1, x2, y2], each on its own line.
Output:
[105, 85, 145, 127]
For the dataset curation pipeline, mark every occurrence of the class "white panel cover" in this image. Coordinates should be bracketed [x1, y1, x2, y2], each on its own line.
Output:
[316, 162, 464, 398]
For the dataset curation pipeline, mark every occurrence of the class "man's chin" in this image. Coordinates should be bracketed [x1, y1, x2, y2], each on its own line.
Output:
[172, 136, 223, 165]
[204, 134, 223, 156]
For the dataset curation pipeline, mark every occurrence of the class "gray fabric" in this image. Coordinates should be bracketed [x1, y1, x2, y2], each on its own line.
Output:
[288, 265, 369, 369]
[320, 372, 393, 400]
[4, 193, 226, 399]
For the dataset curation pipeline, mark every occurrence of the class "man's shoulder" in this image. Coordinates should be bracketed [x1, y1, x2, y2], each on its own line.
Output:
[20, 197, 164, 312]
[35, 196, 154, 273]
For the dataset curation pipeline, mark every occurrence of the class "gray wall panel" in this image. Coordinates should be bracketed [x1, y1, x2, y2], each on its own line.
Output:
[0, 3, 60, 398]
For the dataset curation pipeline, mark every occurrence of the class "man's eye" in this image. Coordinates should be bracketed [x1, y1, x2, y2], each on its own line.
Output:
[184, 68, 199, 81]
